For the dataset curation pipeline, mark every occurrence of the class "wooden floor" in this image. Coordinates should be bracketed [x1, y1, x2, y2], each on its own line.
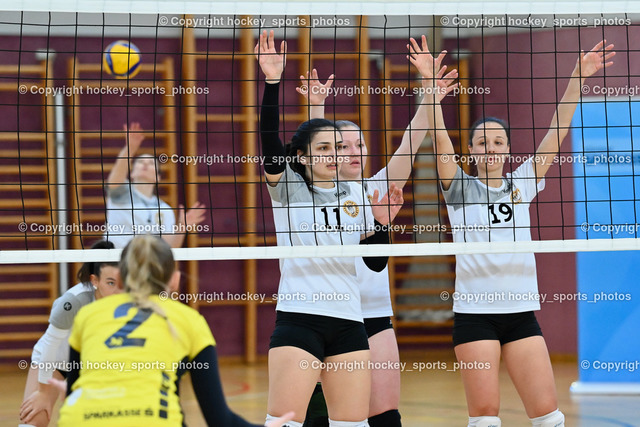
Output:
[2, 350, 639, 426]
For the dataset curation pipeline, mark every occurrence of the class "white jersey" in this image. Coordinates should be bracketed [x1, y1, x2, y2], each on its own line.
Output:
[268, 165, 375, 322]
[32, 283, 95, 382]
[358, 167, 394, 318]
[105, 182, 176, 248]
[442, 158, 545, 314]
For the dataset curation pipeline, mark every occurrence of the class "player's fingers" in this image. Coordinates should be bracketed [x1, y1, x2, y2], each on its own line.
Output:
[372, 189, 380, 204]
[21, 407, 33, 422]
[408, 38, 421, 54]
[326, 74, 335, 88]
[444, 68, 458, 80]
[267, 30, 275, 50]
[590, 40, 604, 52]
[421, 34, 431, 53]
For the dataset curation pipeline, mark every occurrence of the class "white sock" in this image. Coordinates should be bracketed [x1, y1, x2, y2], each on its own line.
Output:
[530, 409, 564, 427]
[468, 416, 501, 427]
[265, 414, 303, 427]
[328, 420, 369, 427]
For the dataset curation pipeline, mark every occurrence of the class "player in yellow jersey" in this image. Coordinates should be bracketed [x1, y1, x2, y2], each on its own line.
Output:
[57, 235, 293, 427]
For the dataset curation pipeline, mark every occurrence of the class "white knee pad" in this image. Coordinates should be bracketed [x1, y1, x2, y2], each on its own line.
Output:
[265, 414, 303, 427]
[468, 416, 501, 427]
[328, 420, 369, 427]
[530, 409, 565, 427]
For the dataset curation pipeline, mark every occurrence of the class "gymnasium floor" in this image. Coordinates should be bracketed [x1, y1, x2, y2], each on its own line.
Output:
[3, 350, 639, 426]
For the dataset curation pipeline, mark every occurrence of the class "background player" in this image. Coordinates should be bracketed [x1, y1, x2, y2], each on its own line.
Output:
[57, 235, 294, 426]
[19, 240, 120, 427]
[256, 30, 403, 427]
[296, 65, 458, 427]
[106, 122, 205, 248]
[410, 35, 614, 427]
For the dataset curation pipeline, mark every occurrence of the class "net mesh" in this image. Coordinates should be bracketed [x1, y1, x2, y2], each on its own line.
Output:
[1, 13, 638, 257]
[1, 10, 639, 360]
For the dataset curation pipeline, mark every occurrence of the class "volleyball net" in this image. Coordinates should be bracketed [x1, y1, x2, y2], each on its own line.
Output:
[1, 9, 639, 262]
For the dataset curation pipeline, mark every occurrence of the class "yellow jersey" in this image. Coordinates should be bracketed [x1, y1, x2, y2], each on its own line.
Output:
[58, 292, 215, 426]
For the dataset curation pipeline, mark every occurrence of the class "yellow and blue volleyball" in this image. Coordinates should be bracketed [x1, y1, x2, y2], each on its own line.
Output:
[103, 40, 141, 79]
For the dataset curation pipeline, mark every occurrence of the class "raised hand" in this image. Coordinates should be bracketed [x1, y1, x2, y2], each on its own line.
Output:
[407, 35, 447, 82]
[254, 30, 287, 83]
[297, 69, 335, 105]
[124, 121, 145, 154]
[577, 40, 615, 78]
[430, 65, 459, 102]
[371, 183, 404, 225]
[178, 202, 206, 228]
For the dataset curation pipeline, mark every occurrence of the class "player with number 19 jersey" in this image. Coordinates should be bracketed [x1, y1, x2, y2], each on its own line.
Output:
[442, 158, 545, 314]
[58, 292, 215, 426]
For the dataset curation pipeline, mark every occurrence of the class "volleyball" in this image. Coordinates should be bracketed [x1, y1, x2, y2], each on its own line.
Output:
[103, 40, 141, 79]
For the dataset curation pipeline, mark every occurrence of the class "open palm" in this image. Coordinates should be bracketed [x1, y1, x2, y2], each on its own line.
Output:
[254, 30, 286, 82]
[432, 65, 459, 102]
[578, 40, 615, 78]
[407, 35, 446, 82]
[371, 183, 404, 225]
[297, 69, 335, 104]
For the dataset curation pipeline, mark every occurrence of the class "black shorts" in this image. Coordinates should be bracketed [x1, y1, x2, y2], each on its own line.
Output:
[363, 316, 393, 339]
[270, 311, 369, 360]
[452, 311, 543, 346]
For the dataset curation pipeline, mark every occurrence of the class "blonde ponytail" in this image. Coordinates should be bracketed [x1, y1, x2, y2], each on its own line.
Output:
[120, 235, 176, 335]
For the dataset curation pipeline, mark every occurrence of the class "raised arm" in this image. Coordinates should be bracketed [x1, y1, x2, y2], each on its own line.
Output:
[255, 30, 287, 186]
[408, 35, 458, 190]
[107, 122, 144, 191]
[534, 40, 615, 181]
[162, 201, 206, 248]
[296, 68, 334, 120]
[386, 64, 458, 188]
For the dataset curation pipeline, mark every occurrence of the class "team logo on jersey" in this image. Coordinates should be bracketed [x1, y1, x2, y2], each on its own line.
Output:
[511, 188, 522, 204]
[63, 302, 72, 311]
[343, 200, 360, 217]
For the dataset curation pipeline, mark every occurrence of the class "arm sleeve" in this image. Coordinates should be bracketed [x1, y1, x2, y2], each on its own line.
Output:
[360, 220, 390, 272]
[49, 293, 85, 330]
[260, 82, 287, 175]
[65, 346, 80, 397]
[190, 345, 263, 427]
[37, 324, 71, 384]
